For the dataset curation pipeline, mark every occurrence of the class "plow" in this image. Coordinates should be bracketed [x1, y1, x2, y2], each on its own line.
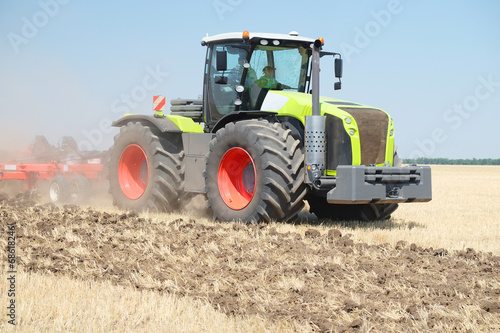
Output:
[0, 136, 105, 203]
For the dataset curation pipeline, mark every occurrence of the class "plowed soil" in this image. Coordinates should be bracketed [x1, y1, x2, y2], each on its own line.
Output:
[1, 195, 500, 332]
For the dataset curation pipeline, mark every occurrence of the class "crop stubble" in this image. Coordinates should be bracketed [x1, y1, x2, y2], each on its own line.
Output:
[1, 190, 500, 332]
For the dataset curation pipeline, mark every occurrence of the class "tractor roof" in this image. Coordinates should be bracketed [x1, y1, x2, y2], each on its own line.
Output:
[201, 31, 315, 46]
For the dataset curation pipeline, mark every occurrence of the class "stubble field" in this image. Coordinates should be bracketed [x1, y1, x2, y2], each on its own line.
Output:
[0, 165, 499, 332]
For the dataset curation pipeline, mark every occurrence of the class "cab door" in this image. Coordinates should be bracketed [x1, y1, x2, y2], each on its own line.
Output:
[205, 43, 250, 124]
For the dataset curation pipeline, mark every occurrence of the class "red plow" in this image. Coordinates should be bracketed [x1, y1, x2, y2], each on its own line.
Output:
[0, 136, 106, 203]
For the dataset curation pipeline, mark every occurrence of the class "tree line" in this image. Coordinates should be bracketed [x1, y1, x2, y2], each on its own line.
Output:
[402, 157, 500, 165]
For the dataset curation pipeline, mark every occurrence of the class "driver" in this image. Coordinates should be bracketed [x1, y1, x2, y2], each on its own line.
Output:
[255, 66, 291, 90]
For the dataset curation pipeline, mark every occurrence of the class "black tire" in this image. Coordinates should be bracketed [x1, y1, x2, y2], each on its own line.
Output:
[308, 196, 398, 221]
[394, 149, 403, 167]
[204, 119, 309, 223]
[69, 175, 90, 203]
[49, 175, 70, 203]
[108, 122, 184, 212]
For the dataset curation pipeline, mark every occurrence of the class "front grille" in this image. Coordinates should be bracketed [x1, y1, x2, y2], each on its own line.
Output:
[340, 108, 388, 165]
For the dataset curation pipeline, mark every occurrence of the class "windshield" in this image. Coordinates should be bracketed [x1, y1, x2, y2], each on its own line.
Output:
[249, 45, 309, 92]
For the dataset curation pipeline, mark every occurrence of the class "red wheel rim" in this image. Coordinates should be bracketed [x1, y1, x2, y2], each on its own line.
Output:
[218, 147, 256, 210]
[118, 144, 149, 200]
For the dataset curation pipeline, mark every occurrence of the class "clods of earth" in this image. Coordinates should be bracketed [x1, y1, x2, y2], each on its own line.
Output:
[1, 195, 499, 332]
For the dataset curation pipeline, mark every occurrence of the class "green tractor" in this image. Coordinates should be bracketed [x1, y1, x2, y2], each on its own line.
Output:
[108, 31, 431, 223]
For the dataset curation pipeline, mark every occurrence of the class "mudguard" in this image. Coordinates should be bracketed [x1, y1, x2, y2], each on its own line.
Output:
[113, 114, 204, 133]
[112, 115, 182, 133]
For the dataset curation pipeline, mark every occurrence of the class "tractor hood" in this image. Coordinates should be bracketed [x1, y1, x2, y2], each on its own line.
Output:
[260, 91, 396, 170]
[259, 91, 389, 124]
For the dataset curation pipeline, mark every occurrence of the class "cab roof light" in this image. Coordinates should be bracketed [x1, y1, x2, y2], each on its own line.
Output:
[318, 37, 324, 45]
[242, 31, 250, 39]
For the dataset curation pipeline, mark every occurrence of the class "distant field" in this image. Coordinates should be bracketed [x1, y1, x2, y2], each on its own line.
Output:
[1, 165, 499, 332]
[380, 165, 500, 254]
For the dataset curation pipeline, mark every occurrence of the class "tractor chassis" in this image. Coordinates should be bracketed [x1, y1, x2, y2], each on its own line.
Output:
[178, 133, 432, 205]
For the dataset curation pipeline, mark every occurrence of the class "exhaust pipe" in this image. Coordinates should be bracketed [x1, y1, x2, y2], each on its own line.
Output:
[305, 39, 326, 184]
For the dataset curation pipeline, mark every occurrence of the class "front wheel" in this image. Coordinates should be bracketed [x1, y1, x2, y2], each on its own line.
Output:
[108, 122, 184, 212]
[204, 119, 309, 223]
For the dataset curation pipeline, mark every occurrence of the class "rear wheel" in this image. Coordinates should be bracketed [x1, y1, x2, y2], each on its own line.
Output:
[205, 119, 308, 223]
[308, 197, 398, 221]
[49, 175, 70, 203]
[69, 175, 90, 203]
[108, 122, 184, 212]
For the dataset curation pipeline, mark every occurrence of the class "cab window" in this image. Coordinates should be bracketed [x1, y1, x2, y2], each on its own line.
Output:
[208, 44, 250, 120]
[249, 46, 309, 92]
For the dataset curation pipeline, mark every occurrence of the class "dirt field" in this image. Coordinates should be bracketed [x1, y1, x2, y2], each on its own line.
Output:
[1, 165, 500, 332]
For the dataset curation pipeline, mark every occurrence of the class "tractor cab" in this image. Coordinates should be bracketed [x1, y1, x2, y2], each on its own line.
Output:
[201, 32, 315, 128]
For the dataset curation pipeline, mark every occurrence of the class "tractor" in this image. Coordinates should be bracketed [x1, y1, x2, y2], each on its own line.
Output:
[108, 31, 431, 223]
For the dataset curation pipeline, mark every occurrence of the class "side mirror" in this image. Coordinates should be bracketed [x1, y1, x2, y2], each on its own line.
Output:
[334, 58, 343, 78]
[216, 50, 227, 71]
[334, 81, 342, 90]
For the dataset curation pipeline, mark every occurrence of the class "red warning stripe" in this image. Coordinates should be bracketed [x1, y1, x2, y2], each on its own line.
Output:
[153, 95, 166, 111]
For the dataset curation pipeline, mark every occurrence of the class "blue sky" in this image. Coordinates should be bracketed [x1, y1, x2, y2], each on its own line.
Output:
[0, 0, 499, 158]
